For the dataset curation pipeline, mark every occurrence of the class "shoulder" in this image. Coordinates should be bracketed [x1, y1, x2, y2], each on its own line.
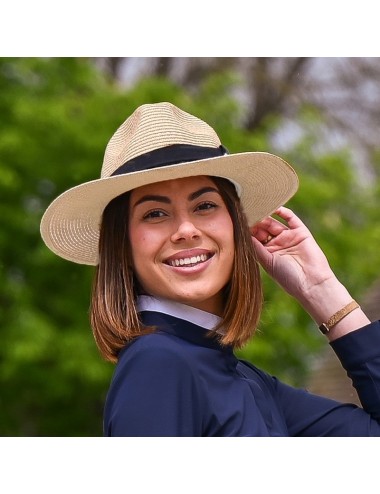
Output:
[116, 331, 196, 375]
[121, 331, 193, 358]
[105, 332, 208, 436]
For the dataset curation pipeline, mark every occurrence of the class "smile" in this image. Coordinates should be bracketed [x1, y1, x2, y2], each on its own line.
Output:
[167, 253, 212, 268]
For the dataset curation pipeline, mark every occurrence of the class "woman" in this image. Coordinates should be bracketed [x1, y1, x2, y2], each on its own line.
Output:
[40, 102, 380, 436]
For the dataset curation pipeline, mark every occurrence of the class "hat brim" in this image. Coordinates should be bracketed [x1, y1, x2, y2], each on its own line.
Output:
[40, 152, 299, 265]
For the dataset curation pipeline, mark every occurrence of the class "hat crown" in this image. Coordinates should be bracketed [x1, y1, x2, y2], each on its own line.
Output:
[101, 102, 222, 178]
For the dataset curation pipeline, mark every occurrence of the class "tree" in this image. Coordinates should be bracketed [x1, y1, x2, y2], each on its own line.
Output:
[0, 58, 125, 435]
[95, 57, 380, 179]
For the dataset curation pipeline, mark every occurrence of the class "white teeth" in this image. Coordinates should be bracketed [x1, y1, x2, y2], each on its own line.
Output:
[170, 254, 209, 267]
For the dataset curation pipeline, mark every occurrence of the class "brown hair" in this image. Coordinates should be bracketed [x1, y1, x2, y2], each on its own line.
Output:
[90, 177, 263, 362]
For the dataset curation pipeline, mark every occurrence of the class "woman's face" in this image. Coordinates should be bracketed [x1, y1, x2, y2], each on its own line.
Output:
[128, 176, 235, 315]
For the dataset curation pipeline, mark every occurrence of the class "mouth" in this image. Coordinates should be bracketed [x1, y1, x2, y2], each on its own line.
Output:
[165, 252, 213, 268]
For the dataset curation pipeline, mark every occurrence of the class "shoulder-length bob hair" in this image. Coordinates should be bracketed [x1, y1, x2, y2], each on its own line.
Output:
[90, 176, 263, 363]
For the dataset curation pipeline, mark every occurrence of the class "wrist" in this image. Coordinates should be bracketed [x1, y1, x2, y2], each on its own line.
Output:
[297, 277, 370, 341]
[297, 276, 353, 324]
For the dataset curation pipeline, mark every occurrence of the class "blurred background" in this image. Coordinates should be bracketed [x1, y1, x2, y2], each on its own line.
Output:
[1, 57, 380, 436]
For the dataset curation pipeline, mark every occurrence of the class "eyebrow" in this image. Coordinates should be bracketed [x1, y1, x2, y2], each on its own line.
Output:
[132, 186, 220, 208]
[189, 186, 219, 201]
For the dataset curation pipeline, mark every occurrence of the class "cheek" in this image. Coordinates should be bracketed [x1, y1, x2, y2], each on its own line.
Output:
[130, 230, 146, 248]
[130, 221, 149, 245]
[215, 216, 235, 249]
[129, 226, 162, 266]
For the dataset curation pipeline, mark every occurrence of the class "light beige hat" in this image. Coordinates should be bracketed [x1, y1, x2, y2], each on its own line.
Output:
[40, 101, 299, 265]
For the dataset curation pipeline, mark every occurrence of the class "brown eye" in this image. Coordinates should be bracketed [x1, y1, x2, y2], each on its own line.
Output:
[196, 201, 217, 212]
[143, 209, 167, 220]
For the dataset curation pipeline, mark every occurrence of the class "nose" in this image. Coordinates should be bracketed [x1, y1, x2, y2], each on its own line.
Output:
[170, 219, 201, 243]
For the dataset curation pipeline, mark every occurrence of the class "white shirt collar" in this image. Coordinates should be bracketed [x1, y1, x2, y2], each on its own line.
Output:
[136, 295, 222, 331]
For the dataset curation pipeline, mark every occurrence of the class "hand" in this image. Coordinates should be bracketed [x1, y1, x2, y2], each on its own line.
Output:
[251, 207, 370, 339]
[250, 206, 335, 301]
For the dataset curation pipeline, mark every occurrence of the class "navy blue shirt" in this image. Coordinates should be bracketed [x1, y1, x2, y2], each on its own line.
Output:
[104, 310, 380, 436]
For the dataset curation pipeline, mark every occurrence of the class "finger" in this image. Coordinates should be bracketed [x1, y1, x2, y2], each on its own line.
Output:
[251, 236, 273, 270]
[267, 217, 289, 236]
[252, 216, 288, 234]
[251, 226, 277, 245]
[252, 230, 273, 244]
[251, 216, 289, 245]
[273, 206, 305, 229]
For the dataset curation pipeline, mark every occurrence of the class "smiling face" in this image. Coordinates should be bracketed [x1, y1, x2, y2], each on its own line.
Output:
[128, 176, 235, 315]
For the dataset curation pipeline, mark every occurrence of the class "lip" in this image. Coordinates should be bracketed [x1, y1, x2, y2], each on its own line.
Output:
[163, 249, 214, 273]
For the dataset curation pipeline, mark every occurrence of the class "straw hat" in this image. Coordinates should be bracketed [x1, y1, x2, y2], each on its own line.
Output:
[40, 102, 299, 265]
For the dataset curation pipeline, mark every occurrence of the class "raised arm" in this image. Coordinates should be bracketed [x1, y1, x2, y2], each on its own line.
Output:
[250, 206, 370, 341]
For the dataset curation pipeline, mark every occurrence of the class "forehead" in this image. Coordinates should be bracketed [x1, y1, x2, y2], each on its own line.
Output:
[130, 175, 216, 199]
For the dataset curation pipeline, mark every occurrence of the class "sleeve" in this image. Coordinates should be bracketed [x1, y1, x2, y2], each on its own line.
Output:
[103, 338, 207, 437]
[274, 320, 380, 436]
[330, 320, 380, 418]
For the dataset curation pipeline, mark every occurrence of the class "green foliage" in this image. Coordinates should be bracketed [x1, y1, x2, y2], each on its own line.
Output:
[1, 58, 379, 435]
